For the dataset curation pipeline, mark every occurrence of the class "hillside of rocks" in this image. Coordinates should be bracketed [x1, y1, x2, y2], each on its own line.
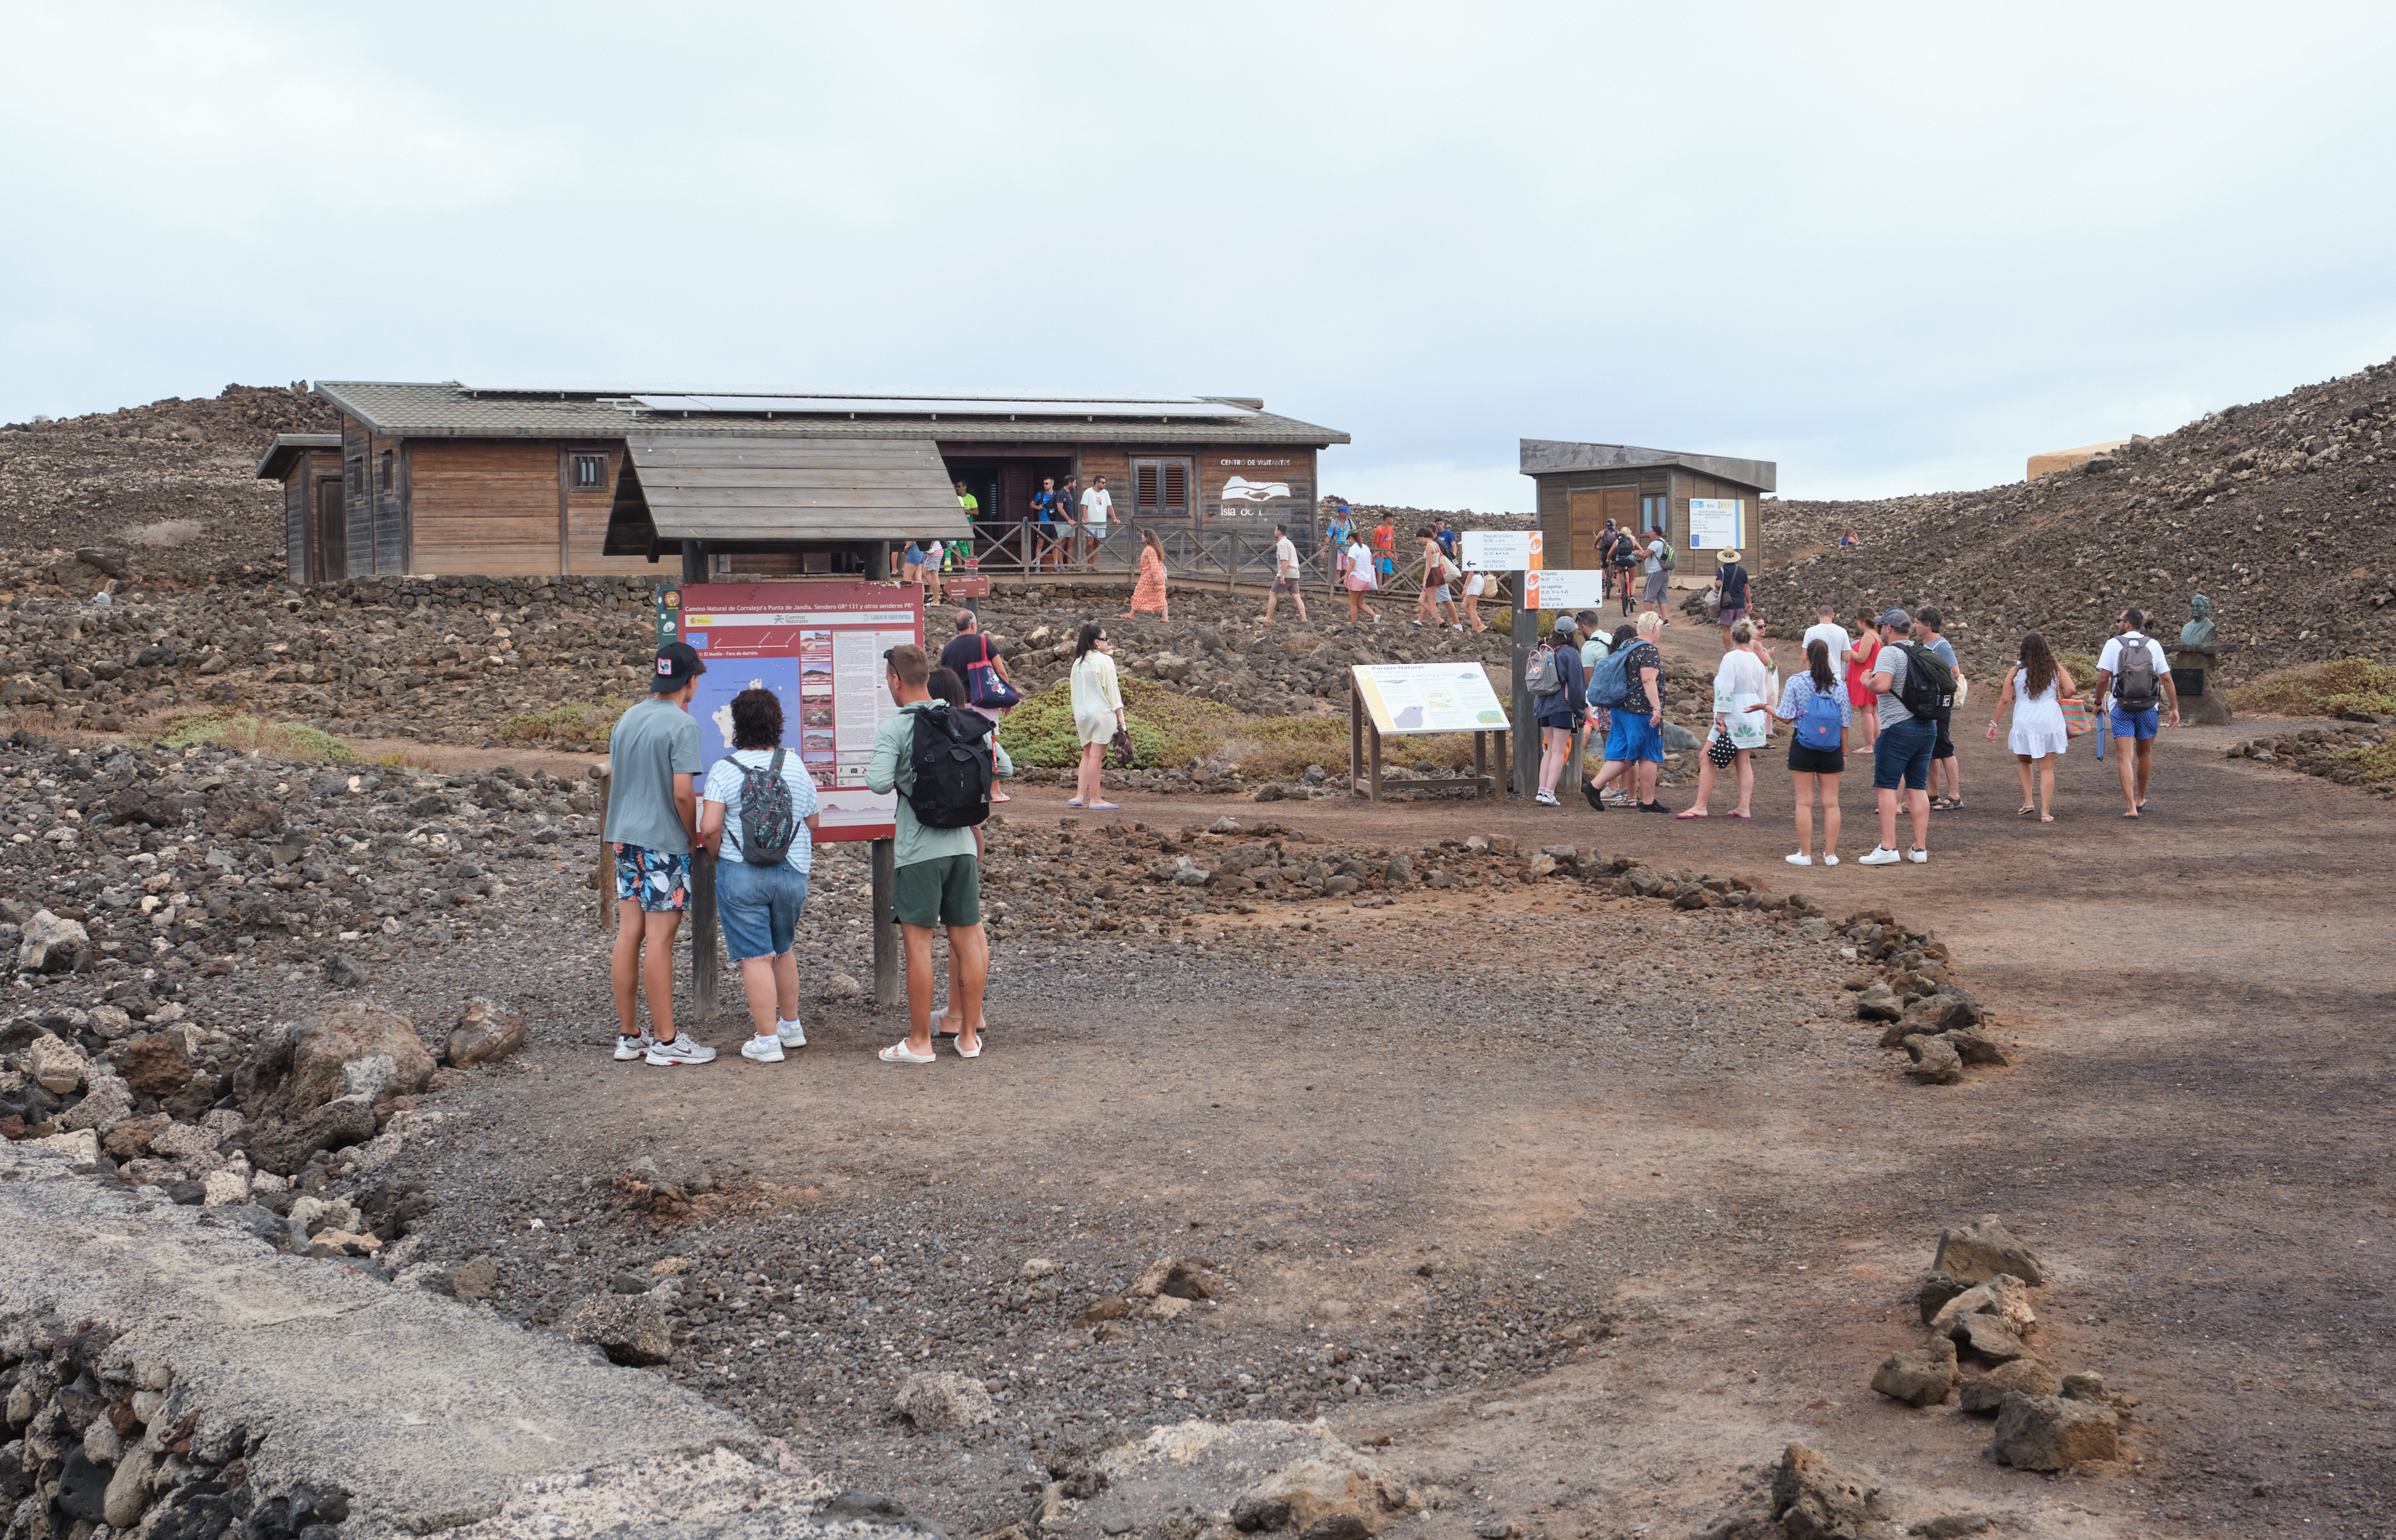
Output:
[1753, 355, 2396, 684]
[0, 385, 335, 576]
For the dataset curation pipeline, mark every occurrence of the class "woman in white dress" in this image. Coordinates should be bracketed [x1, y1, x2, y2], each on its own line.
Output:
[1068, 622, 1125, 811]
[1679, 618, 1772, 818]
[1987, 630, 2074, 822]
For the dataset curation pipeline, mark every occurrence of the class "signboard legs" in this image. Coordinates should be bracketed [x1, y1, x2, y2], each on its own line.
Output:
[1510, 575, 1536, 799]
[691, 849, 721, 1022]
[870, 837, 900, 1009]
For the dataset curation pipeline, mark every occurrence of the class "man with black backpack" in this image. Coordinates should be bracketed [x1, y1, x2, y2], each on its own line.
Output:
[866, 643, 1013, 1064]
[1859, 607, 1953, 866]
[2095, 607, 2180, 819]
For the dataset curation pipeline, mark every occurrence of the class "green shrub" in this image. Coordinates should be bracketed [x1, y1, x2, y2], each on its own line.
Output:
[163, 713, 354, 760]
[509, 698, 629, 742]
[2232, 658, 2396, 719]
[998, 676, 1244, 769]
[2336, 744, 2396, 783]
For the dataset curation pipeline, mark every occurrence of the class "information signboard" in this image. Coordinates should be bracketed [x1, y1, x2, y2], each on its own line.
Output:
[672, 582, 924, 843]
[1461, 530, 1540, 572]
[1523, 568, 1606, 611]
[1689, 498, 1744, 552]
[1351, 662, 1510, 734]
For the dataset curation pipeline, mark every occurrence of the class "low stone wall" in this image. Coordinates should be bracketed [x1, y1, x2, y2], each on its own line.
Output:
[0, 1138, 920, 1539]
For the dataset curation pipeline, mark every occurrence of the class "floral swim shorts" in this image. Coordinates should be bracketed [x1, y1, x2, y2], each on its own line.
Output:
[613, 843, 691, 912]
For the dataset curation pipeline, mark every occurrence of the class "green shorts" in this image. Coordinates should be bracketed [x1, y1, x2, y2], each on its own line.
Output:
[892, 854, 981, 928]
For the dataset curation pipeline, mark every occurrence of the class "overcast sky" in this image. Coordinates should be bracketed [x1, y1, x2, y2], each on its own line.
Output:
[3, 1, 2393, 508]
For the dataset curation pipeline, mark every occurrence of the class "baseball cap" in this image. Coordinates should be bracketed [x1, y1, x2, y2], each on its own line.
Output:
[1552, 614, 1579, 635]
[651, 640, 707, 692]
[1876, 606, 1911, 630]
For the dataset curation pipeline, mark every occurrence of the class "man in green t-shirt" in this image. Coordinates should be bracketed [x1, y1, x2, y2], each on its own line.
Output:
[866, 643, 1014, 1064]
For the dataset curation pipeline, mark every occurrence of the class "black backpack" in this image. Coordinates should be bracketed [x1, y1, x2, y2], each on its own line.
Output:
[905, 703, 995, 829]
[1894, 641, 1956, 723]
[734, 749, 800, 866]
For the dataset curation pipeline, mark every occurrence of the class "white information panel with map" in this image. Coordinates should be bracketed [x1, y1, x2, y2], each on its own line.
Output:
[1351, 663, 1511, 735]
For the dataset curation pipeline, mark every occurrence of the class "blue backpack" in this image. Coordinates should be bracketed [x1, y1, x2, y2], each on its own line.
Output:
[1585, 646, 1639, 710]
[1795, 683, 1844, 750]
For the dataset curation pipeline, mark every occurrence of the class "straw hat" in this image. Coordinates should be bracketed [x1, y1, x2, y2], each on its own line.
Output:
[1718, 547, 1742, 563]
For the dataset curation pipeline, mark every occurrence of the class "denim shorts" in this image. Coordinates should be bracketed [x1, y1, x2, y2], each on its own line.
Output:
[1872, 716, 1937, 791]
[2109, 703, 2160, 740]
[614, 845, 691, 912]
[1605, 708, 1663, 765]
[716, 859, 810, 962]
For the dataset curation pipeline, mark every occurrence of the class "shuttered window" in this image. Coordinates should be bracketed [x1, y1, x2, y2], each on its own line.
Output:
[572, 453, 607, 490]
[1132, 458, 1191, 519]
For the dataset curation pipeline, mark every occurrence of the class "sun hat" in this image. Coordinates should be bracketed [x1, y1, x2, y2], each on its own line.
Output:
[1719, 547, 1741, 562]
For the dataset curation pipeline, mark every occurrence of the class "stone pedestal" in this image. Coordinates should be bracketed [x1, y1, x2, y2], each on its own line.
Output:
[2171, 645, 2235, 727]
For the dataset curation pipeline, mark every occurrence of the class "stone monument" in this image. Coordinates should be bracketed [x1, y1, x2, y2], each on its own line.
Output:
[2170, 593, 2234, 726]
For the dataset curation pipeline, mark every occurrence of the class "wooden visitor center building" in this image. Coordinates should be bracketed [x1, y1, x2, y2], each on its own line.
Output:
[257, 382, 1350, 584]
[1519, 439, 1776, 573]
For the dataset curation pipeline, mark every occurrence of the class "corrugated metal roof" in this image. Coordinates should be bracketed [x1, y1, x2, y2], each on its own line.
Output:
[1517, 438, 1776, 493]
[314, 381, 1349, 447]
[605, 437, 972, 556]
[252, 433, 342, 480]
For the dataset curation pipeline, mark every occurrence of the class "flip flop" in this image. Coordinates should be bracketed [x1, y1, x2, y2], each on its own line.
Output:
[2040, 813, 2055, 823]
[879, 1042, 937, 1064]
[2017, 805, 2036, 816]
[1065, 799, 1085, 808]
[2122, 811, 2140, 820]
[1089, 802, 1123, 811]
[1728, 811, 1752, 820]
[1675, 809, 1709, 819]
[953, 1037, 983, 1059]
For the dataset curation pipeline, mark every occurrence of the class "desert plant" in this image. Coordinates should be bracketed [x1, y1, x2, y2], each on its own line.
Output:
[2231, 658, 2396, 719]
[163, 712, 354, 760]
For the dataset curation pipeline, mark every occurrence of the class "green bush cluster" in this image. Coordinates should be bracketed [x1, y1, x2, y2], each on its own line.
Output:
[998, 675, 1241, 770]
[2233, 658, 2396, 719]
[163, 713, 355, 761]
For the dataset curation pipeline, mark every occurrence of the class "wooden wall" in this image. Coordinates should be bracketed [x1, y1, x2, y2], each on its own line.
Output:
[1538, 468, 1762, 571]
[562, 445, 653, 574]
[408, 440, 568, 576]
[341, 417, 373, 578]
[1201, 448, 1315, 539]
[283, 469, 308, 579]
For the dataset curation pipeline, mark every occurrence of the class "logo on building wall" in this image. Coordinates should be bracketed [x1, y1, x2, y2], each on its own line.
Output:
[1221, 476, 1293, 503]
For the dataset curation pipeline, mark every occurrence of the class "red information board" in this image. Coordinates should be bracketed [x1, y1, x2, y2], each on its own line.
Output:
[672, 581, 924, 843]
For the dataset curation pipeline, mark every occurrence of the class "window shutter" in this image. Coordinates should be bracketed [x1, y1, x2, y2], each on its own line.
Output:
[1162, 462, 1186, 512]
[1136, 463, 1160, 512]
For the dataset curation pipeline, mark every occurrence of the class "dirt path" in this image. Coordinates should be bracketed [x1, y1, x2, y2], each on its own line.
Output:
[381, 625, 2393, 1539]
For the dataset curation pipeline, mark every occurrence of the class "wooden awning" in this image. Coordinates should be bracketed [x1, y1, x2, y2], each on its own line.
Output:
[604, 436, 972, 556]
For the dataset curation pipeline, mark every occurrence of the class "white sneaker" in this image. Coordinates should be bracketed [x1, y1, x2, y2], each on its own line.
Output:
[1907, 848, 1929, 864]
[1823, 853, 1840, 866]
[740, 1034, 785, 1064]
[646, 1034, 717, 1066]
[1785, 852, 1813, 866]
[1858, 847, 1901, 866]
[614, 1032, 651, 1062]
[1535, 791, 1558, 806]
[776, 1017, 806, 1048]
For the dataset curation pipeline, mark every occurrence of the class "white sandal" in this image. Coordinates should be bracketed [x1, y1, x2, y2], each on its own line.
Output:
[878, 1042, 936, 1064]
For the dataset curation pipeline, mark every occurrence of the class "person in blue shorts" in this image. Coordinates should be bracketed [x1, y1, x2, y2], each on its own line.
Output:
[2095, 607, 2179, 818]
[1859, 607, 1936, 865]
[1582, 612, 1669, 812]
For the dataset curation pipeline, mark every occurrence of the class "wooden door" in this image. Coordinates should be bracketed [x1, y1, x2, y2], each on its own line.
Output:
[1566, 487, 1636, 567]
[315, 478, 345, 581]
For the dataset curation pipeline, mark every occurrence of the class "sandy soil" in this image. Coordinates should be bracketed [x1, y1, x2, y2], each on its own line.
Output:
[366, 611, 2393, 1540]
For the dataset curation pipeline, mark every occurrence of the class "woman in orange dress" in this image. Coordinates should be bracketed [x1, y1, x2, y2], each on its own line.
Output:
[1123, 528, 1169, 621]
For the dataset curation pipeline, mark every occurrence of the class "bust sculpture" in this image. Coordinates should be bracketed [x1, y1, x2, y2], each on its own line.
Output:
[2181, 593, 2216, 649]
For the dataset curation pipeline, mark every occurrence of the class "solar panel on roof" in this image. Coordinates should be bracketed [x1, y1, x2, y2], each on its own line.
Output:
[628, 394, 1258, 419]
